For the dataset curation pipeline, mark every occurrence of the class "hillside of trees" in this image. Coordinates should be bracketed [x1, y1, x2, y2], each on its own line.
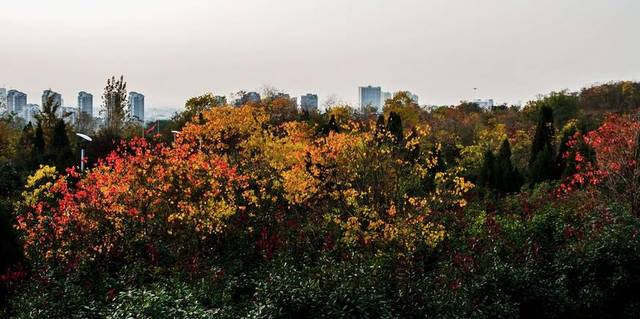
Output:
[2, 78, 640, 318]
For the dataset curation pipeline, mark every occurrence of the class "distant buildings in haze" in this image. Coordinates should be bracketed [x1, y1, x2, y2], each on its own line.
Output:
[42, 89, 63, 109]
[300, 94, 318, 112]
[129, 92, 145, 122]
[7, 89, 27, 113]
[360, 86, 420, 112]
[472, 99, 494, 109]
[22, 104, 39, 124]
[78, 91, 93, 117]
[359, 85, 382, 111]
[235, 91, 261, 106]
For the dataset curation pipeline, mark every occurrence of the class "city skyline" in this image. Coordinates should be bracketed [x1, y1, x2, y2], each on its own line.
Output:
[2, 0, 639, 109]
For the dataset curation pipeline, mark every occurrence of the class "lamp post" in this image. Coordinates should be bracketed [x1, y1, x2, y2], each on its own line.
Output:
[171, 130, 181, 143]
[76, 133, 92, 171]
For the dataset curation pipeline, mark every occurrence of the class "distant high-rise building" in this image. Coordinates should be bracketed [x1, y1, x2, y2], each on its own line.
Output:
[42, 89, 63, 108]
[472, 99, 494, 109]
[236, 91, 261, 106]
[78, 91, 93, 117]
[408, 92, 419, 104]
[300, 94, 318, 112]
[128, 92, 145, 122]
[22, 104, 40, 124]
[0, 88, 7, 111]
[382, 91, 392, 104]
[57, 106, 78, 125]
[359, 86, 382, 111]
[129, 92, 145, 122]
[7, 90, 27, 113]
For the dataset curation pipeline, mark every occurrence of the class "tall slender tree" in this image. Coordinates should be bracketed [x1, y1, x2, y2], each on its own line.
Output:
[495, 139, 522, 192]
[529, 105, 556, 184]
[386, 111, 404, 143]
[51, 119, 73, 169]
[101, 76, 128, 136]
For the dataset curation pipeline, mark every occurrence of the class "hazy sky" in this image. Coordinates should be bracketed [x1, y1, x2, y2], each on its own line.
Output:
[2, 0, 640, 110]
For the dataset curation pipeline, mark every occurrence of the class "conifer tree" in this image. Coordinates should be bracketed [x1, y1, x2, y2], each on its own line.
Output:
[386, 111, 403, 143]
[495, 139, 522, 192]
[529, 105, 556, 184]
[556, 124, 577, 178]
[34, 122, 45, 155]
[51, 119, 73, 169]
[322, 115, 339, 135]
[479, 149, 496, 189]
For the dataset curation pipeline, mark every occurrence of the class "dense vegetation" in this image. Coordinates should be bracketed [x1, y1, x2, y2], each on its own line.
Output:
[1, 79, 640, 318]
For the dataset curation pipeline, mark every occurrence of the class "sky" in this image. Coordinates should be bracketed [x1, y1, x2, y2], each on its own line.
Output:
[2, 0, 640, 111]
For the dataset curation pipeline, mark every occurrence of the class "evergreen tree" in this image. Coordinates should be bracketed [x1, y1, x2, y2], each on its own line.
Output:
[478, 149, 496, 189]
[51, 119, 73, 169]
[34, 122, 45, 155]
[556, 125, 577, 177]
[17, 123, 38, 169]
[495, 139, 522, 192]
[529, 144, 555, 184]
[322, 115, 339, 135]
[529, 105, 556, 184]
[386, 112, 403, 143]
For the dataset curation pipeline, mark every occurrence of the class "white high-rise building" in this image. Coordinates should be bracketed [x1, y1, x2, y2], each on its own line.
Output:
[472, 99, 494, 109]
[359, 85, 382, 112]
[129, 92, 145, 122]
[7, 90, 27, 113]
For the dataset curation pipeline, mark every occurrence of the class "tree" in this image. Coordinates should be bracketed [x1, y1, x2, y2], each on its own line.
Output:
[386, 112, 404, 143]
[478, 149, 496, 189]
[51, 119, 73, 169]
[523, 91, 579, 128]
[101, 75, 128, 136]
[34, 123, 45, 156]
[495, 139, 522, 192]
[172, 93, 226, 129]
[383, 91, 422, 129]
[322, 115, 339, 135]
[529, 105, 556, 184]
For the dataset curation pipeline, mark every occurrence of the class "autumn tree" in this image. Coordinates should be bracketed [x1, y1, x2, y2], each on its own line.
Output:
[101, 76, 129, 136]
[523, 91, 579, 128]
[386, 111, 404, 143]
[172, 93, 225, 129]
[383, 91, 422, 129]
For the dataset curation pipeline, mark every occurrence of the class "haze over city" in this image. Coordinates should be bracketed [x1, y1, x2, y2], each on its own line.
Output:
[2, 0, 640, 109]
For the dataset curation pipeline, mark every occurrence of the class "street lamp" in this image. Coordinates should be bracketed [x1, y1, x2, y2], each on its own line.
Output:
[171, 130, 181, 143]
[76, 133, 92, 171]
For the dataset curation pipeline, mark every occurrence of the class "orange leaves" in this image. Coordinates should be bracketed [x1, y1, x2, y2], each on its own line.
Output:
[17, 136, 249, 270]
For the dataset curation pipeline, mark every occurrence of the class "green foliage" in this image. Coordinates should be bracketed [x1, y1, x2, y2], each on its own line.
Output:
[478, 139, 522, 193]
[51, 119, 73, 169]
[524, 91, 580, 128]
[529, 105, 557, 184]
[172, 93, 225, 129]
[108, 282, 215, 319]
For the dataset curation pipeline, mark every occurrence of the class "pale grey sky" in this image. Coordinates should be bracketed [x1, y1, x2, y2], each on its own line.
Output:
[2, 0, 639, 110]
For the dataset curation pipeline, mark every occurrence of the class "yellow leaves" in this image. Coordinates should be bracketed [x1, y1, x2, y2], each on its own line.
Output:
[22, 165, 57, 207]
[281, 167, 318, 205]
